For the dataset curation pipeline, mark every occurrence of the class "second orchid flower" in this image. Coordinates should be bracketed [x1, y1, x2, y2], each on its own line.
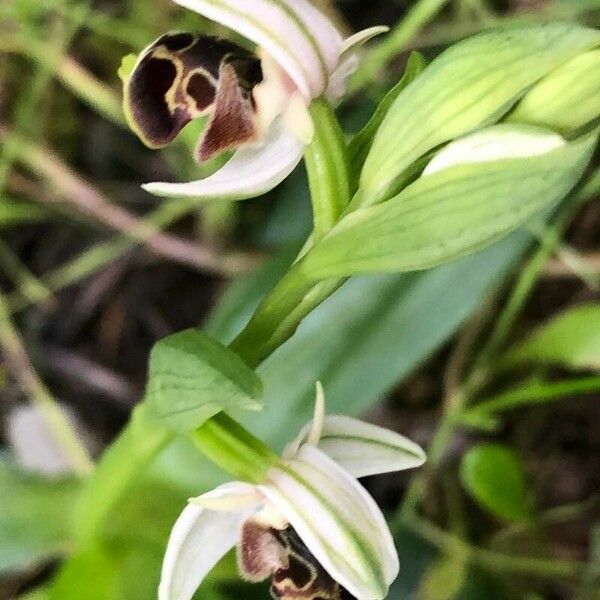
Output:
[160, 384, 426, 600]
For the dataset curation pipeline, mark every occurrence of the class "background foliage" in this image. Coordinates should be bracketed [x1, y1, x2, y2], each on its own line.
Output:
[1, 1, 599, 599]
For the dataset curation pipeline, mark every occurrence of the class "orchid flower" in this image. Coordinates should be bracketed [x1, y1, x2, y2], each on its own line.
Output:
[160, 384, 426, 600]
[124, 0, 386, 200]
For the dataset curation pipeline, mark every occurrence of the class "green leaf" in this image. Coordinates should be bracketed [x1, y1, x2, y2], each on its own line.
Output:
[0, 461, 78, 574]
[360, 23, 600, 203]
[348, 52, 427, 176]
[504, 304, 600, 371]
[460, 444, 532, 522]
[302, 132, 596, 278]
[508, 49, 600, 136]
[145, 329, 263, 431]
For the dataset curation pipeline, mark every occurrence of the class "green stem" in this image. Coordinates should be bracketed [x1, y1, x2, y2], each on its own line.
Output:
[229, 268, 344, 369]
[228, 261, 316, 368]
[230, 100, 352, 365]
[74, 405, 172, 546]
[304, 99, 351, 240]
[398, 388, 470, 521]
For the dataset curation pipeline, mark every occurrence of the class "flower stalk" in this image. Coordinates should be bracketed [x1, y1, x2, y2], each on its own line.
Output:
[191, 412, 278, 484]
[304, 98, 352, 239]
[228, 97, 353, 365]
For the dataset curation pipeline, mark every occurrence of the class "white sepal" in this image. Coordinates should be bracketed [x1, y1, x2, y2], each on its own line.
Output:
[260, 445, 399, 600]
[320, 415, 426, 478]
[190, 481, 264, 511]
[287, 414, 426, 478]
[423, 124, 566, 176]
[172, 0, 343, 99]
[143, 119, 303, 199]
[159, 503, 249, 600]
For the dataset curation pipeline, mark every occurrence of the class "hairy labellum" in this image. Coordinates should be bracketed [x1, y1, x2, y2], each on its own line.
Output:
[239, 520, 355, 600]
[124, 32, 263, 160]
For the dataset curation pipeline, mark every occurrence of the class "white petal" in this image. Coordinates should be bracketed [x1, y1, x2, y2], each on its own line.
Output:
[341, 26, 390, 58]
[328, 26, 389, 102]
[327, 54, 360, 103]
[143, 119, 304, 200]
[159, 502, 249, 600]
[306, 381, 326, 446]
[423, 124, 566, 176]
[190, 481, 264, 511]
[283, 92, 315, 144]
[172, 0, 343, 98]
[260, 445, 399, 600]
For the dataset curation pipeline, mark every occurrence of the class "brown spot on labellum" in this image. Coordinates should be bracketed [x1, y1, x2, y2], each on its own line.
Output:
[186, 72, 216, 113]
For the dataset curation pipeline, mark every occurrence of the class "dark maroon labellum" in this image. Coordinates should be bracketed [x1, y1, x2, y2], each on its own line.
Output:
[270, 528, 357, 600]
[124, 32, 263, 158]
[238, 519, 356, 600]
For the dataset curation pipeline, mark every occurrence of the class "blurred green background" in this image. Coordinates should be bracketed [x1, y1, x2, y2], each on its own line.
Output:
[1, 1, 599, 599]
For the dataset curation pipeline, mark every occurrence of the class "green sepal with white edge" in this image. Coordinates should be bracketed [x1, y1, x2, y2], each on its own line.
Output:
[301, 125, 597, 278]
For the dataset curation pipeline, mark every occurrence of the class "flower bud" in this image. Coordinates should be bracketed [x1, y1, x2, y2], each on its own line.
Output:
[508, 49, 600, 135]
[359, 24, 600, 206]
[422, 124, 565, 176]
[302, 126, 596, 278]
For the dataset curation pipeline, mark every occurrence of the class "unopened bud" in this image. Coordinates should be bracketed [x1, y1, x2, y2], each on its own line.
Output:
[508, 49, 600, 135]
